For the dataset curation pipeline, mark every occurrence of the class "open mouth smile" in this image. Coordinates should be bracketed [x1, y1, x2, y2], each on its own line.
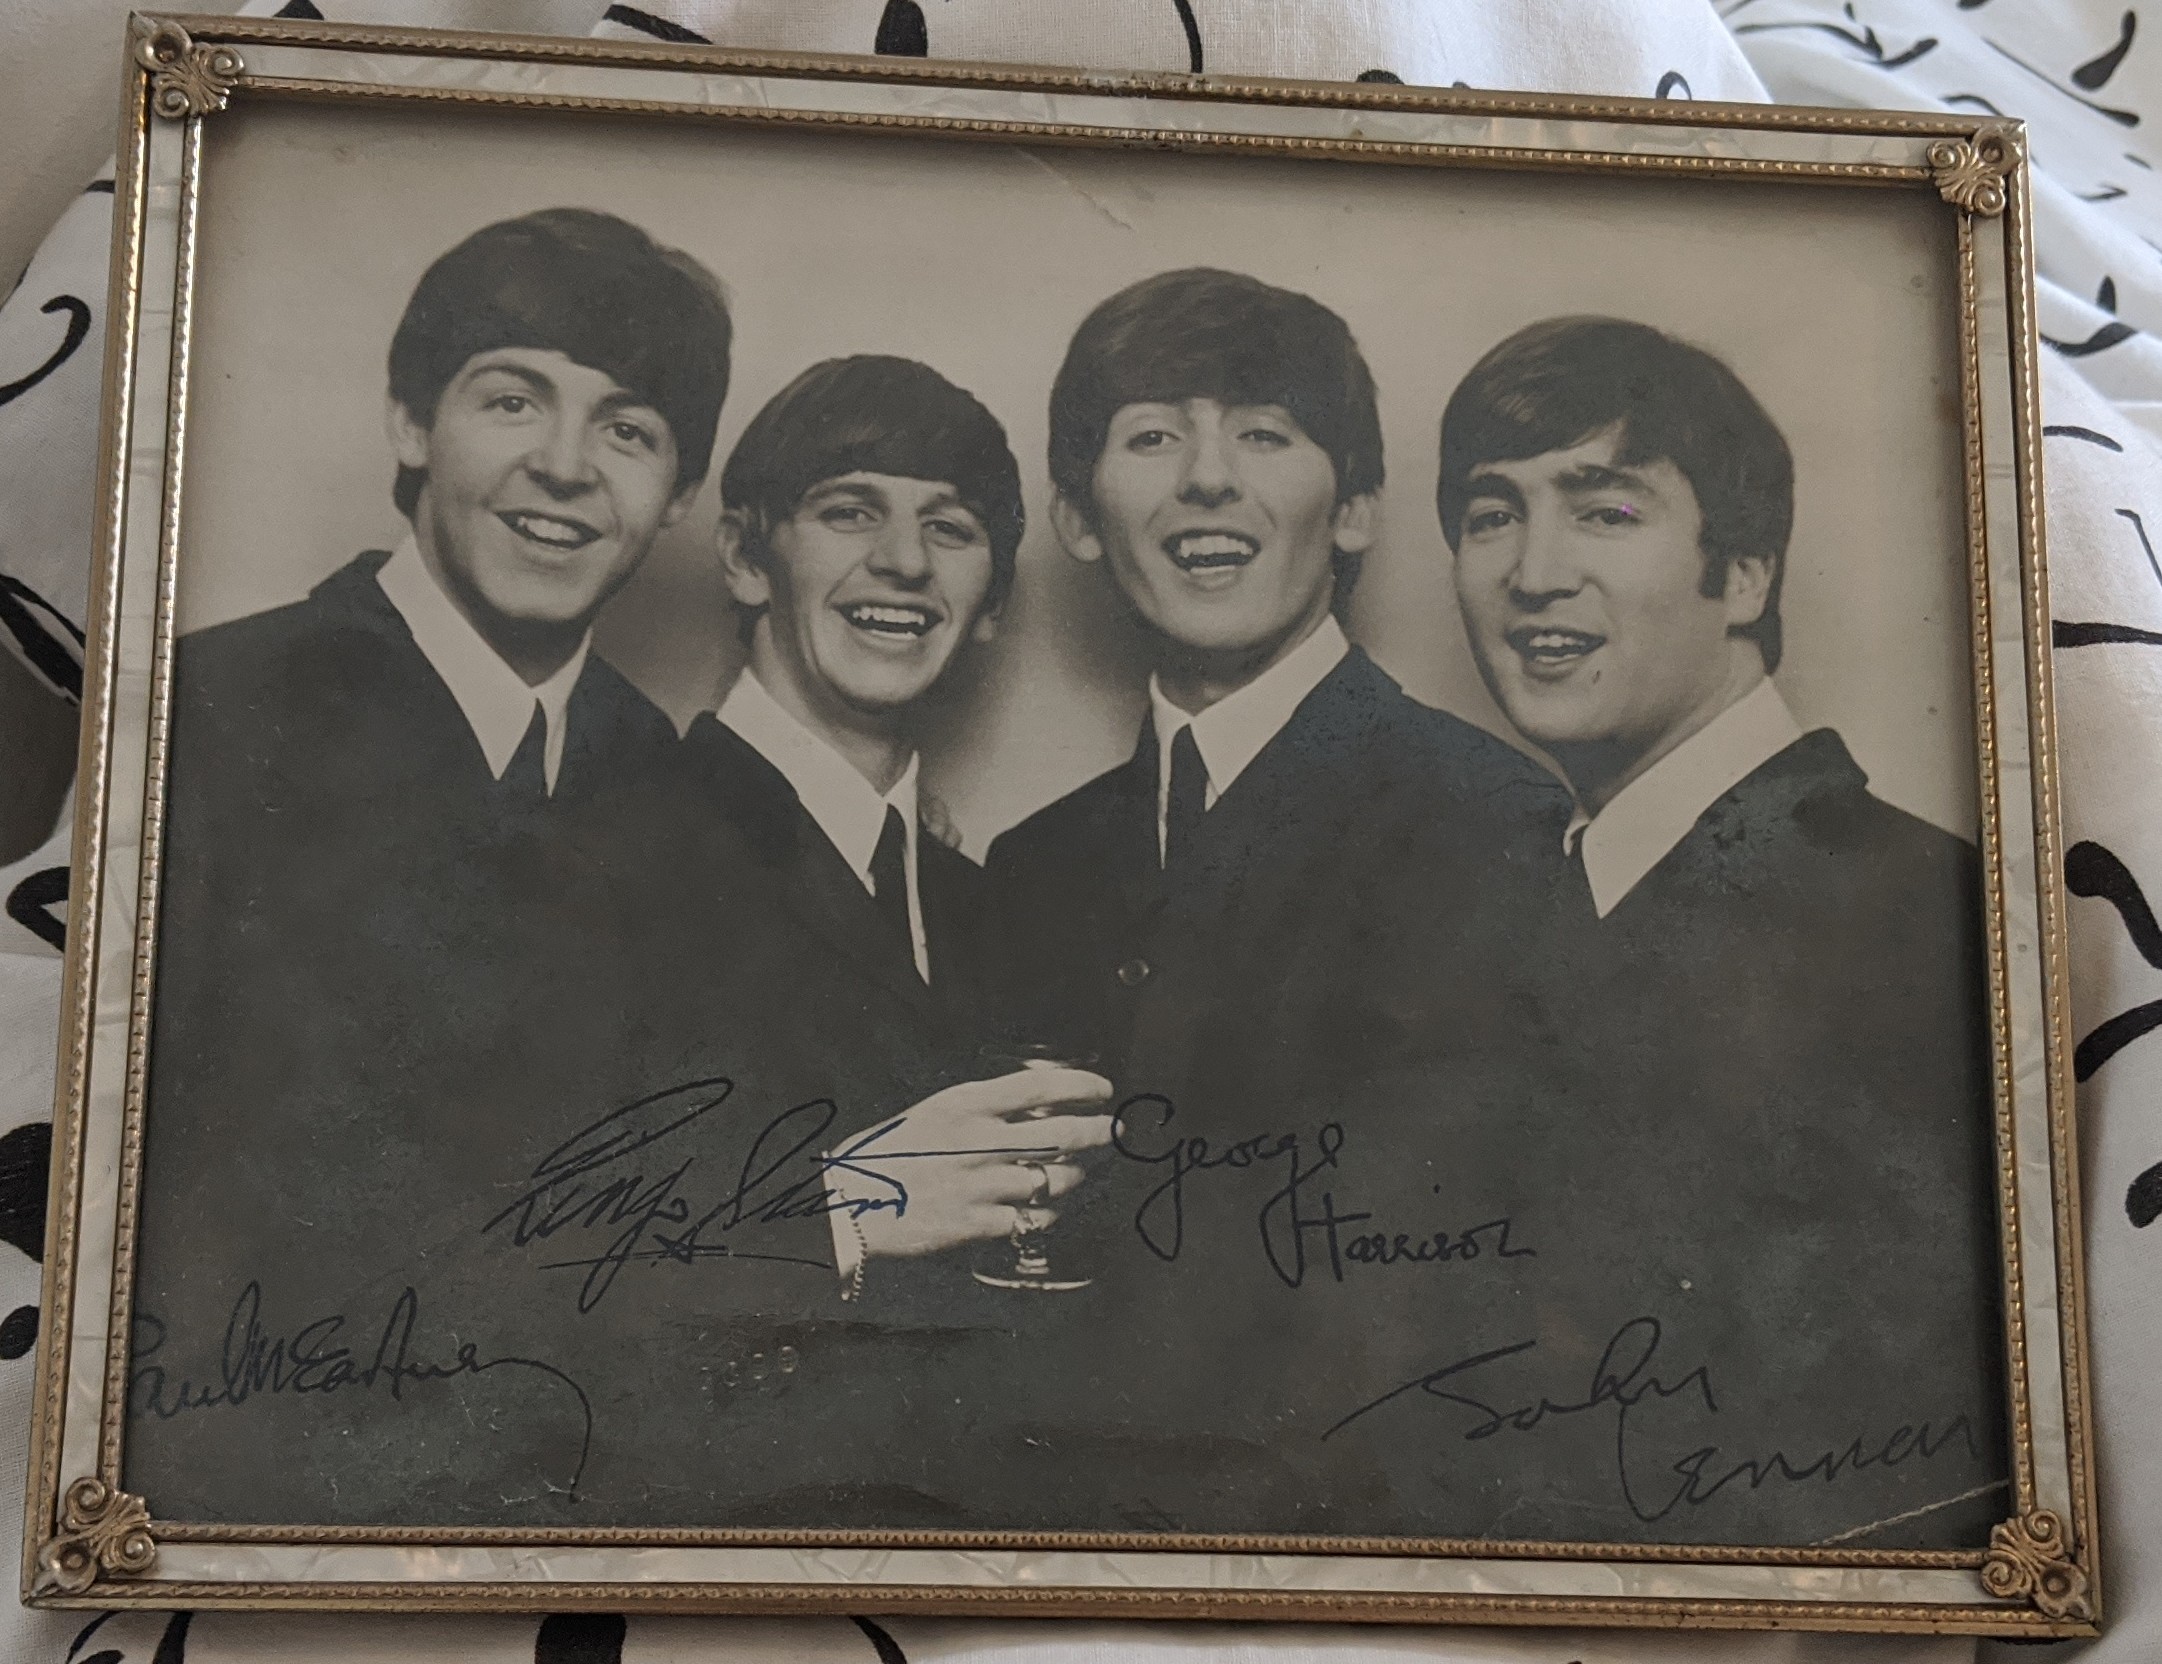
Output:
[1506, 625, 1605, 672]
[498, 509, 603, 551]
[1163, 531, 1259, 575]
[838, 601, 943, 639]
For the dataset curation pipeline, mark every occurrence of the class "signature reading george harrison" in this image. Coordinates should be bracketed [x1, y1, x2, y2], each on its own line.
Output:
[126, 211, 2007, 1552]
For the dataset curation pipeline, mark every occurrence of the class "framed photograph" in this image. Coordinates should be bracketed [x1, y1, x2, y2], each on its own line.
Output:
[27, 10, 2097, 1635]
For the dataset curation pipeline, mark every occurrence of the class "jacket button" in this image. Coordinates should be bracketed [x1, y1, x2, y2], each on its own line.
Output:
[1117, 957, 1152, 988]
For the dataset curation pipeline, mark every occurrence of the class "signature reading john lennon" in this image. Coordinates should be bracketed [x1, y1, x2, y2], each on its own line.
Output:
[483, 1076, 1065, 1312]
[1328, 1316, 1982, 1524]
[1112, 1095, 1533, 1289]
[130, 1283, 596, 1496]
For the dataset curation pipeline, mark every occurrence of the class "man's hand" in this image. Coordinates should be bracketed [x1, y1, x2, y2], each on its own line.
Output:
[840, 1067, 1114, 1261]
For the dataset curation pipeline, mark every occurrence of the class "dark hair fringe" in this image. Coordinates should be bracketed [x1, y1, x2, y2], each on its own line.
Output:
[1436, 316, 1794, 672]
[387, 208, 732, 518]
[1047, 269, 1383, 606]
[721, 355, 1025, 613]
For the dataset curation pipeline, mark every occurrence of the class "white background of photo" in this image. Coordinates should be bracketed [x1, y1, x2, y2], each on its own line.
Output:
[175, 102, 1978, 849]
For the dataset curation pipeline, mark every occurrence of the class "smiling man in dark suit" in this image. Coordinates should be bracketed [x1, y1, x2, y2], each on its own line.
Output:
[978, 268, 1563, 1534]
[576, 355, 1114, 1526]
[129, 209, 740, 1524]
[1429, 314, 2009, 1547]
[167, 207, 729, 829]
[680, 354, 1112, 1286]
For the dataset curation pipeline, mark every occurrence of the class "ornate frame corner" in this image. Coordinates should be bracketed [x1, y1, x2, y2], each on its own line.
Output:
[1982, 1510, 2095, 1624]
[134, 18, 244, 119]
[34, 1478, 156, 1597]
[1930, 123, 2022, 216]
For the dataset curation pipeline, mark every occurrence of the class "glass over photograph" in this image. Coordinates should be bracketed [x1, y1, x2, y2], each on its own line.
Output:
[120, 95, 2007, 1555]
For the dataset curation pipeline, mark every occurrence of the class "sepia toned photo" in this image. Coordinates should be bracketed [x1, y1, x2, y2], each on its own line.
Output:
[30, 18, 2093, 1637]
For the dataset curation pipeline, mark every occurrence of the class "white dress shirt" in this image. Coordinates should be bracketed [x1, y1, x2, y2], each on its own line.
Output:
[716, 669, 930, 984]
[1145, 615, 1350, 865]
[1568, 676, 1806, 919]
[376, 536, 589, 796]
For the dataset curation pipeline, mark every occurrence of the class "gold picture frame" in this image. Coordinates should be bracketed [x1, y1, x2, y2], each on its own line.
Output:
[26, 11, 2096, 1634]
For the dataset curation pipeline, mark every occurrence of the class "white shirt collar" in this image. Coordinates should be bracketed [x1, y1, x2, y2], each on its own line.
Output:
[717, 669, 928, 982]
[376, 536, 589, 794]
[1146, 615, 1349, 864]
[1570, 677, 1805, 919]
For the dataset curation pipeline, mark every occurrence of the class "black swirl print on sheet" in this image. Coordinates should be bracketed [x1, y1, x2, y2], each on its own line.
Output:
[874, 0, 930, 57]
[56, 1611, 190, 1664]
[0, 298, 90, 412]
[2049, 421, 2162, 646]
[2063, 839, 2162, 1231]
[2047, 276, 2140, 358]
[0, 1121, 51, 1360]
[0, 574, 84, 703]
[860, 0, 1204, 67]
[536, 1614, 626, 1663]
[4, 866, 66, 953]
[1729, 10, 1941, 70]
[2067, 841, 2162, 1082]
[601, 4, 709, 43]
[0, 210, 98, 703]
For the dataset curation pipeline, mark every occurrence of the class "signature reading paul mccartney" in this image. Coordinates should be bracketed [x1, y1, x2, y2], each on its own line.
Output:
[131, 1284, 595, 1497]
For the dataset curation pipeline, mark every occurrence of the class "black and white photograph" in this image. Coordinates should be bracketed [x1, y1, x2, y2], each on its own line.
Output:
[99, 72, 2020, 1569]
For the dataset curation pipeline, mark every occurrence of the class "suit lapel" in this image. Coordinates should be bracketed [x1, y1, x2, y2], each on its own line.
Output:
[311, 552, 505, 797]
[685, 717, 936, 1018]
[1163, 649, 1388, 913]
[557, 657, 638, 803]
[917, 836, 984, 1013]
[1608, 729, 1857, 925]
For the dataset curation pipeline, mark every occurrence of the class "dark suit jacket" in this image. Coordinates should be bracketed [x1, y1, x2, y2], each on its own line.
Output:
[974, 648, 1571, 1534]
[975, 671, 2003, 1551]
[1468, 726, 2010, 1548]
[130, 551, 688, 1525]
[539, 711, 1014, 1526]
[135, 568, 1014, 1530]
[985, 647, 1561, 1087]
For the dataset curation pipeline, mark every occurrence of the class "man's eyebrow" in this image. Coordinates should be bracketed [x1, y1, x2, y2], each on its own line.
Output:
[801, 478, 889, 507]
[465, 359, 554, 395]
[916, 487, 982, 520]
[593, 388, 666, 420]
[1555, 462, 1651, 494]
[1463, 470, 1527, 510]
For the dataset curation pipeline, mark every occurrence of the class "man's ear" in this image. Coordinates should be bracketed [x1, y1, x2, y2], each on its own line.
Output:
[660, 478, 700, 530]
[385, 397, 430, 470]
[1721, 551, 1774, 629]
[1049, 494, 1105, 565]
[715, 511, 771, 610]
[1331, 492, 1380, 556]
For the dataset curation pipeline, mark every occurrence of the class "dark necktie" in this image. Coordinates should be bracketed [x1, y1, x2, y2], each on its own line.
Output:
[870, 804, 912, 961]
[1561, 823, 1599, 922]
[1165, 724, 1208, 868]
[501, 704, 548, 800]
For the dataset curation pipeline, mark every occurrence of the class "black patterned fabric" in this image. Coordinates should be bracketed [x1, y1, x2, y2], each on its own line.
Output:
[4, 0, 2160, 1657]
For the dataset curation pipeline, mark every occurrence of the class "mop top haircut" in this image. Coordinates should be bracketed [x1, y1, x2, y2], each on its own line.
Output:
[386, 207, 734, 519]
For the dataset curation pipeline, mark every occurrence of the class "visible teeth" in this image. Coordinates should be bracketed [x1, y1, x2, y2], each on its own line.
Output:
[502, 512, 596, 548]
[1520, 630, 1598, 654]
[843, 603, 936, 635]
[1169, 533, 1256, 565]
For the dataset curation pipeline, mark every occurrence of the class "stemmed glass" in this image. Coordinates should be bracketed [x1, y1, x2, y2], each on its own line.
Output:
[973, 1046, 1095, 1292]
